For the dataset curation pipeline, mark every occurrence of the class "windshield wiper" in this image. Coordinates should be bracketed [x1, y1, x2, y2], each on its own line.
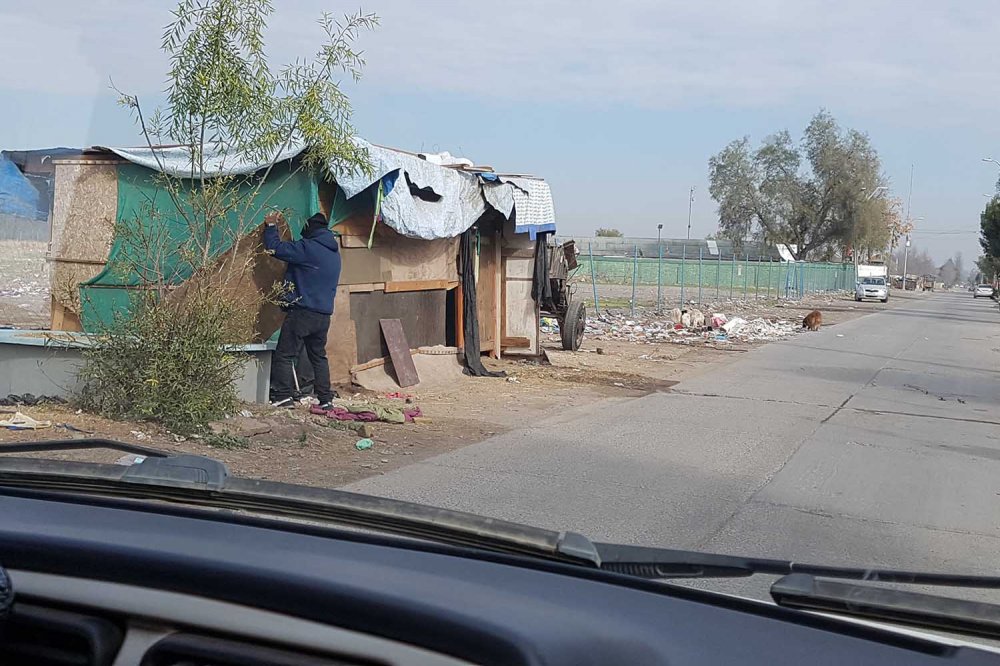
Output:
[593, 542, 1000, 588]
[771, 574, 1000, 640]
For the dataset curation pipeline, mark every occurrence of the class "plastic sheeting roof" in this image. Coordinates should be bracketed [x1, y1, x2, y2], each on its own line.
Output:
[0, 153, 41, 219]
[99, 138, 556, 241]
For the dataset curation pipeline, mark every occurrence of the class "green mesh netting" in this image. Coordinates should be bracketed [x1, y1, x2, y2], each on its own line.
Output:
[80, 161, 319, 331]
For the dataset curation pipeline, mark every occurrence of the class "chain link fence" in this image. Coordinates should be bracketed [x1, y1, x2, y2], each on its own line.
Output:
[574, 242, 856, 313]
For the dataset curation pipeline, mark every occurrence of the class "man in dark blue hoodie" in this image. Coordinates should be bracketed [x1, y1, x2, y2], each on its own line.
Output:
[263, 211, 342, 409]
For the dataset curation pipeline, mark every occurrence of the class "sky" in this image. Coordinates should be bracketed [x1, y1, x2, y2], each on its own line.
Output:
[2, 0, 998, 264]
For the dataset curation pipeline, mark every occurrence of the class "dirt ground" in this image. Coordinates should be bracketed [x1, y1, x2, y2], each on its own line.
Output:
[0, 240, 49, 329]
[0, 284, 925, 489]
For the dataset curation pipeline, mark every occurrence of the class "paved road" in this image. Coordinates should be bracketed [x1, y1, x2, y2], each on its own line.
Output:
[347, 292, 1000, 601]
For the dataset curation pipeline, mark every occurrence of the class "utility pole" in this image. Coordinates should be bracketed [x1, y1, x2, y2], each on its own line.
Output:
[686, 187, 695, 240]
[905, 163, 914, 225]
[656, 223, 663, 311]
[902, 236, 911, 290]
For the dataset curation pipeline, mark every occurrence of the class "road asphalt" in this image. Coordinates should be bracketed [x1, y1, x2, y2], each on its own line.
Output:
[346, 291, 1000, 603]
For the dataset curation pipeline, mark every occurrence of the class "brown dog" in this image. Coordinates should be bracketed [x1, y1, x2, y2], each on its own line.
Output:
[802, 310, 822, 331]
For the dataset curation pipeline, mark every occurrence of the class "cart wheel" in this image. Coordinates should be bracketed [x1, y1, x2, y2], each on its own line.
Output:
[561, 300, 586, 351]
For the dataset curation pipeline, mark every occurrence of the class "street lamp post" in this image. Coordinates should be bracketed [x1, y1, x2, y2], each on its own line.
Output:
[686, 187, 695, 240]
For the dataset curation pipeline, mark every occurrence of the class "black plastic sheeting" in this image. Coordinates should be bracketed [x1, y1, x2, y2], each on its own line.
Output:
[531, 231, 555, 311]
[459, 228, 504, 378]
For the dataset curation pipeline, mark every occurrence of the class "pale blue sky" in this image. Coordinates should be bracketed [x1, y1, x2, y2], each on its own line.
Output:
[2, 0, 998, 262]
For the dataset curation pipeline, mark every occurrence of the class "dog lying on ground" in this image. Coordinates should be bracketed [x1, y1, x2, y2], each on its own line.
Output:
[802, 310, 822, 331]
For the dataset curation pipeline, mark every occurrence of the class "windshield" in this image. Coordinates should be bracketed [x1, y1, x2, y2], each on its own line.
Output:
[2, 0, 1000, 617]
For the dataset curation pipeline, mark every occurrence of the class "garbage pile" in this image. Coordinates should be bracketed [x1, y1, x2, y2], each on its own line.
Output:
[544, 307, 799, 346]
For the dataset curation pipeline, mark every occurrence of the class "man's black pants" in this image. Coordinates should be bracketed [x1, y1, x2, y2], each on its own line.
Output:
[271, 308, 333, 403]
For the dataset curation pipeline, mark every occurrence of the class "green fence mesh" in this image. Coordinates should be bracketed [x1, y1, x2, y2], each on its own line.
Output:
[577, 255, 856, 298]
[80, 161, 321, 331]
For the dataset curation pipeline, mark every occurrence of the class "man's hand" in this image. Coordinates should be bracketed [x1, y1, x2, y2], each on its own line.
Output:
[265, 211, 285, 227]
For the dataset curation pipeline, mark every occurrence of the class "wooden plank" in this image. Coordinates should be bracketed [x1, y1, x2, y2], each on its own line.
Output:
[384, 279, 458, 293]
[493, 231, 502, 360]
[379, 318, 420, 388]
[338, 235, 370, 248]
[501, 336, 530, 348]
[50, 297, 65, 331]
[476, 233, 497, 353]
[350, 290, 447, 364]
[347, 282, 386, 293]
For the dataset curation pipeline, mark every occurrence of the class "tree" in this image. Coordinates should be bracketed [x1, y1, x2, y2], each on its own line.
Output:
[595, 228, 623, 237]
[79, 0, 378, 433]
[708, 110, 886, 260]
[937, 258, 958, 286]
[980, 197, 1000, 261]
[976, 255, 1000, 282]
[891, 243, 937, 277]
[952, 251, 964, 284]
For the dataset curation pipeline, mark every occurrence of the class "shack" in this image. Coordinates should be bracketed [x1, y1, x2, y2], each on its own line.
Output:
[45, 139, 555, 391]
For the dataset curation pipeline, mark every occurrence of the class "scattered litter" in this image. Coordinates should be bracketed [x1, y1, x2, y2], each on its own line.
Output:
[613, 382, 626, 387]
[0, 411, 52, 430]
[0, 393, 67, 407]
[355, 438, 374, 450]
[239, 409, 254, 417]
[298, 396, 320, 406]
[721, 317, 747, 335]
[57, 423, 93, 434]
[313, 402, 422, 424]
[114, 454, 146, 466]
[384, 391, 415, 400]
[563, 303, 806, 347]
[836, 334, 844, 337]
[506, 375, 520, 383]
[130, 430, 149, 441]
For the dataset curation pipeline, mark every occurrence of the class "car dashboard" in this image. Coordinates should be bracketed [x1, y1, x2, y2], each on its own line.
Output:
[2, 488, 999, 665]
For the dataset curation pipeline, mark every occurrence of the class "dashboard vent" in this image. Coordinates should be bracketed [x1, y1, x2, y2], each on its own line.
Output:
[0, 602, 124, 665]
[141, 633, 373, 666]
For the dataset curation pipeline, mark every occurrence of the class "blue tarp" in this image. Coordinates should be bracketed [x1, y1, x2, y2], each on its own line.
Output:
[0, 154, 41, 219]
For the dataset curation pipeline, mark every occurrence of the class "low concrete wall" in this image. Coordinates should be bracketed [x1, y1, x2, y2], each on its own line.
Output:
[0, 329, 272, 403]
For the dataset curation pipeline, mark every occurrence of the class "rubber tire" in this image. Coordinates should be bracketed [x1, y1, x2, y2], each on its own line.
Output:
[855, 296, 862, 302]
[561, 300, 586, 351]
[881, 297, 888, 303]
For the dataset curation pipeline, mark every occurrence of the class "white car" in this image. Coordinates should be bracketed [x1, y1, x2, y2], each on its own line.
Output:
[856, 276, 889, 302]
[974, 284, 995, 298]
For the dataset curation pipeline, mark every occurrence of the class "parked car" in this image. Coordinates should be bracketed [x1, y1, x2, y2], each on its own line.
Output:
[974, 284, 995, 298]
[856, 276, 889, 302]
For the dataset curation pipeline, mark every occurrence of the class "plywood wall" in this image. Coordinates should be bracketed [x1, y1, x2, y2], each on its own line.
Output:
[334, 212, 458, 286]
[49, 161, 119, 328]
[164, 221, 290, 343]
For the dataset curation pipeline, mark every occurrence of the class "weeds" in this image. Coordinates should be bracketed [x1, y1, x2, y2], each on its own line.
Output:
[77, 289, 255, 435]
[204, 431, 251, 450]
